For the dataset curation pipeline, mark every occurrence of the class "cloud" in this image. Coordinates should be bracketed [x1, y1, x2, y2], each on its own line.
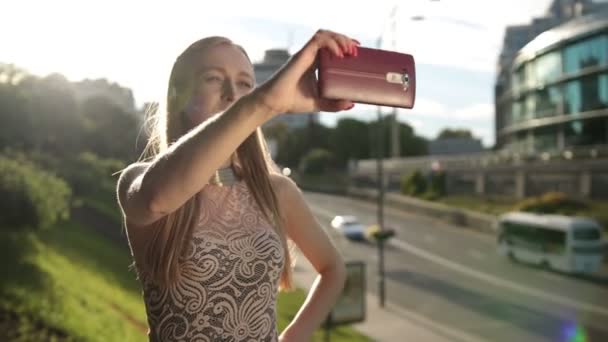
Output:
[408, 119, 426, 131]
[404, 98, 493, 121]
[453, 103, 494, 121]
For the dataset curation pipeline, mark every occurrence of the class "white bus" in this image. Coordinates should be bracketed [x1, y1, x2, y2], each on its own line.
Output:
[496, 212, 605, 274]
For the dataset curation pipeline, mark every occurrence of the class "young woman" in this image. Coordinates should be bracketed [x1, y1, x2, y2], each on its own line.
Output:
[117, 29, 358, 341]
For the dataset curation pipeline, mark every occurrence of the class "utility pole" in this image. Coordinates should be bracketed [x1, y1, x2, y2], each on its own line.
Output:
[375, 35, 387, 308]
[389, 6, 401, 158]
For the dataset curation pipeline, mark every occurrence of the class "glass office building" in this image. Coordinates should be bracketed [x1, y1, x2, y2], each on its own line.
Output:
[495, 10, 608, 153]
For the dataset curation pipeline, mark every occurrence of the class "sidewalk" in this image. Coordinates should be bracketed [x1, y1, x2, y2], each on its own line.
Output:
[292, 253, 478, 342]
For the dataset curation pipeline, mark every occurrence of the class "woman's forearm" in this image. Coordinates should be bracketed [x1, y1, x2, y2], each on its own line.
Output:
[280, 264, 346, 340]
[143, 91, 275, 215]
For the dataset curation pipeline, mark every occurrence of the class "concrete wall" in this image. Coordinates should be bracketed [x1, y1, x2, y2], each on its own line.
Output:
[352, 151, 608, 199]
[346, 187, 497, 235]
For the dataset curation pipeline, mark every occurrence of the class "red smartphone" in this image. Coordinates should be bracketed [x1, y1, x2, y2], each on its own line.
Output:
[317, 46, 416, 109]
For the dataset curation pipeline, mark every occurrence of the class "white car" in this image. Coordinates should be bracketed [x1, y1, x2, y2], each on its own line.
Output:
[331, 215, 366, 240]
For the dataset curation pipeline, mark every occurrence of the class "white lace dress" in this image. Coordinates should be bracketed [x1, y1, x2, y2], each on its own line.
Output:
[140, 180, 284, 341]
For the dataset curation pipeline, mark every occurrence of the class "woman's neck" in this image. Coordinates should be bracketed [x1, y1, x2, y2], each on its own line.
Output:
[219, 156, 233, 169]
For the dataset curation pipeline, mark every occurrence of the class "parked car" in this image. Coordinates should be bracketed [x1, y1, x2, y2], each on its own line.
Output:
[331, 215, 366, 240]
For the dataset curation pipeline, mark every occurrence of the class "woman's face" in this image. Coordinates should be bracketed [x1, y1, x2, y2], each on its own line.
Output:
[184, 43, 255, 127]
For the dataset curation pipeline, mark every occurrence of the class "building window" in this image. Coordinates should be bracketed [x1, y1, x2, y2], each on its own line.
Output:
[511, 100, 525, 124]
[564, 73, 608, 114]
[501, 103, 512, 128]
[506, 133, 527, 152]
[533, 125, 558, 151]
[517, 131, 530, 153]
[525, 94, 535, 120]
[565, 118, 607, 146]
[535, 51, 562, 84]
[534, 86, 562, 118]
[525, 61, 536, 88]
[564, 34, 608, 74]
[512, 66, 525, 94]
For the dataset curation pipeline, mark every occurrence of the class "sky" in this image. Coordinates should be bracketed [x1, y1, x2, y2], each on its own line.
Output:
[1, 0, 559, 147]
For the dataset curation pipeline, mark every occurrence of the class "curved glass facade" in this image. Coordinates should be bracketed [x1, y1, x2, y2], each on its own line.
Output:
[496, 23, 608, 153]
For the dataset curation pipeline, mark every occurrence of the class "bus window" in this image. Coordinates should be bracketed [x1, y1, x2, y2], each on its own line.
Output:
[572, 228, 601, 241]
[504, 222, 544, 251]
[537, 228, 566, 254]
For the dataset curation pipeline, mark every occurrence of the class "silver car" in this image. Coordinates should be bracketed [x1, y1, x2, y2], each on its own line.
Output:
[331, 215, 366, 240]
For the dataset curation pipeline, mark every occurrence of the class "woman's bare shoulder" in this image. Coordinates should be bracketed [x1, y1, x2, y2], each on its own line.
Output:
[269, 173, 301, 200]
[117, 162, 150, 190]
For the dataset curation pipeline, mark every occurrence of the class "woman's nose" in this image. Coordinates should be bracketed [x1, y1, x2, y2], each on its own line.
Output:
[222, 81, 236, 102]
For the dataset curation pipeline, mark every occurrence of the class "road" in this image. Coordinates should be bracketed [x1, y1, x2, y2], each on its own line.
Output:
[304, 191, 608, 342]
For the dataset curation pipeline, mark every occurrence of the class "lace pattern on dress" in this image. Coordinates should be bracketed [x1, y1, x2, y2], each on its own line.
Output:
[141, 181, 284, 342]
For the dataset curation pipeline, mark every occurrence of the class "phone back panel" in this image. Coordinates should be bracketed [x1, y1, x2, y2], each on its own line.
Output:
[317, 47, 416, 109]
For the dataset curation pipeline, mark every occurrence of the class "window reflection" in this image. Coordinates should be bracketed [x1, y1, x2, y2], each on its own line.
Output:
[525, 62, 536, 88]
[511, 100, 525, 124]
[533, 125, 558, 151]
[564, 73, 608, 114]
[512, 66, 525, 94]
[565, 118, 607, 146]
[535, 86, 562, 118]
[535, 51, 562, 84]
[525, 94, 535, 120]
[564, 34, 608, 74]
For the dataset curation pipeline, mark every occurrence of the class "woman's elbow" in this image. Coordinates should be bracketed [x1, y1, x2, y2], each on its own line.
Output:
[321, 258, 347, 289]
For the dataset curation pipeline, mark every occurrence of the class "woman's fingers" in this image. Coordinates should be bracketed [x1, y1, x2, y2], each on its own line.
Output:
[317, 98, 355, 112]
[332, 33, 357, 57]
[302, 29, 358, 59]
[326, 38, 344, 58]
[259, 29, 359, 114]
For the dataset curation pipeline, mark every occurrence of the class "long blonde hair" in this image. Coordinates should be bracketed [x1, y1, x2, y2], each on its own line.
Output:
[138, 36, 293, 290]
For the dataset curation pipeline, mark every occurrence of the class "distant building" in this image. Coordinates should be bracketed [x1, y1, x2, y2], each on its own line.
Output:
[495, 0, 608, 152]
[429, 137, 484, 156]
[496, 0, 603, 75]
[253, 49, 319, 130]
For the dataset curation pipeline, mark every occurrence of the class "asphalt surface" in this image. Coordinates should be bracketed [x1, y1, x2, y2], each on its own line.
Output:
[304, 191, 608, 342]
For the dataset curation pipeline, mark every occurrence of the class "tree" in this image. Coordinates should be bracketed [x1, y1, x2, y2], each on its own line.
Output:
[370, 116, 428, 158]
[0, 64, 142, 162]
[329, 118, 370, 168]
[299, 148, 335, 174]
[80, 96, 139, 160]
[437, 128, 474, 140]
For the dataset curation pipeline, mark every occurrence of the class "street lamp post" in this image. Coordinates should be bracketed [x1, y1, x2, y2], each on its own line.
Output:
[374, 0, 440, 309]
[375, 37, 387, 308]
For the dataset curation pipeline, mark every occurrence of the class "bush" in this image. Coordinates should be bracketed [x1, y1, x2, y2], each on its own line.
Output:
[401, 170, 427, 196]
[427, 171, 446, 197]
[0, 155, 71, 230]
[61, 152, 125, 197]
[299, 149, 334, 175]
[420, 191, 441, 201]
[513, 192, 589, 214]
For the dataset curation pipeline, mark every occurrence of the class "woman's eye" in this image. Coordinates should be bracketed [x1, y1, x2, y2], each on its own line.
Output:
[239, 81, 253, 89]
[205, 75, 222, 83]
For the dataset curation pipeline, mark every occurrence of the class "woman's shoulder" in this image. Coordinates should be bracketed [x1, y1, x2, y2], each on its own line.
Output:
[116, 161, 150, 193]
[269, 173, 301, 200]
[120, 161, 150, 178]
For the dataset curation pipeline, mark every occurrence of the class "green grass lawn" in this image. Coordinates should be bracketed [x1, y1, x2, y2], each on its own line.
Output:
[437, 195, 521, 216]
[277, 289, 370, 342]
[0, 222, 147, 342]
[1, 217, 369, 341]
